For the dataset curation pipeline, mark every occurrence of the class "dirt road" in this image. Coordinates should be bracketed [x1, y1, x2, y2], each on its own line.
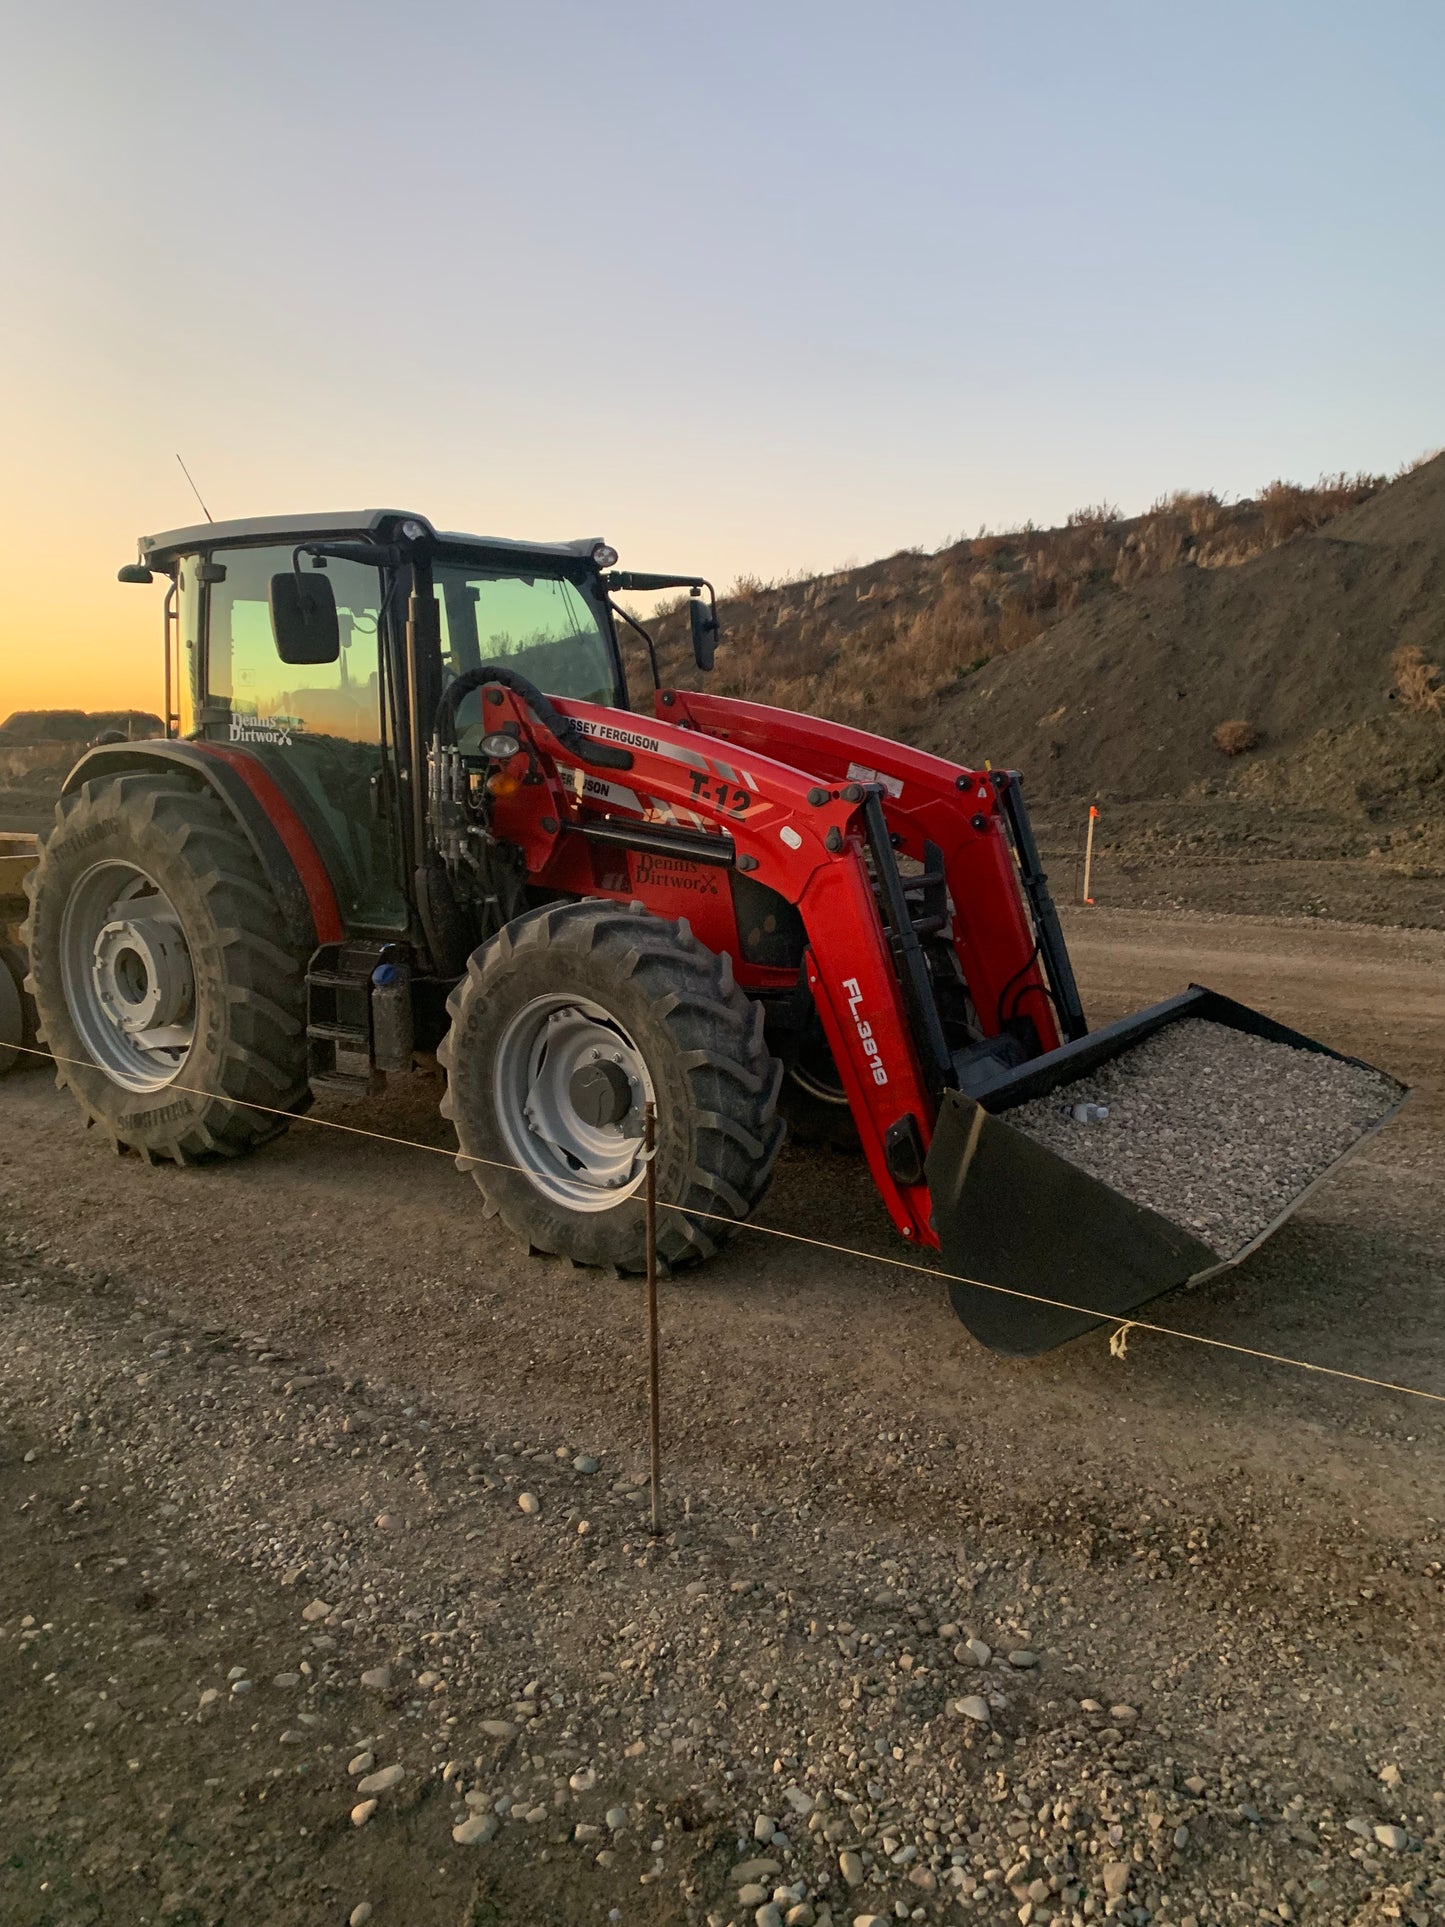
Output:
[2, 906, 1444, 1927]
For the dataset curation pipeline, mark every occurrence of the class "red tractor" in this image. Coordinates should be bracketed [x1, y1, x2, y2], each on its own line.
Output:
[19, 511, 1401, 1353]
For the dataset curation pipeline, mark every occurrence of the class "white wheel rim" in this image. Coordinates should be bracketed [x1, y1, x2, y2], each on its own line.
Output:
[59, 859, 197, 1093]
[492, 994, 654, 1211]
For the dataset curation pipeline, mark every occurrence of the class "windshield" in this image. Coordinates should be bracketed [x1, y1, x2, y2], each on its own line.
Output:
[433, 561, 618, 710]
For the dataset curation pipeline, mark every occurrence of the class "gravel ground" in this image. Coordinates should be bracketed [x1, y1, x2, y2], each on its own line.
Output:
[4, 1226, 1445, 1927]
[1, 905, 1443, 1927]
[1004, 1020, 1402, 1257]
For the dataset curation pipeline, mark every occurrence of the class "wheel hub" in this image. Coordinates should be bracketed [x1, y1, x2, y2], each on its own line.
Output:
[91, 915, 194, 1043]
[569, 1057, 633, 1127]
[493, 996, 653, 1211]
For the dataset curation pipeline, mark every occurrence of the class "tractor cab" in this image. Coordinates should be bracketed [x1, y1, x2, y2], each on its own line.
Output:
[128, 512, 642, 934]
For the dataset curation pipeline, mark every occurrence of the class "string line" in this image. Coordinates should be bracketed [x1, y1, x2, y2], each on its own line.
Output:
[3, 1039, 1440, 1408]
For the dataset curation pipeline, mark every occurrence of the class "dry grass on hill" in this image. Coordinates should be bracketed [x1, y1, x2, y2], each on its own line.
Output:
[643, 467, 1420, 740]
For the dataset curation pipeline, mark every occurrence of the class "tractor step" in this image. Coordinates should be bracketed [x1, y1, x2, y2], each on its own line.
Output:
[309, 1068, 376, 1098]
[305, 941, 389, 1099]
[306, 1019, 371, 1044]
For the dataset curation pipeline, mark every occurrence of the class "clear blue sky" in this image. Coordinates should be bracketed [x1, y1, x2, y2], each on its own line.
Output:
[2, 0, 1441, 707]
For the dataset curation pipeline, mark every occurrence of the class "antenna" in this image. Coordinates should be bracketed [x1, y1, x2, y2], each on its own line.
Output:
[175, 452, 214, 523]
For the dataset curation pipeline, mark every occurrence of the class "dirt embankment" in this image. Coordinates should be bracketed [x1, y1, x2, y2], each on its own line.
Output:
[638, 455, 1445, 923]
[918, 454, 1445, 813]
[0, 711, 163, 830]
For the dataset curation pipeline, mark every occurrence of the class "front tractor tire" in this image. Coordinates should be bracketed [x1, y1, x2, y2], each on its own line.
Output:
[439, 901, 784, 1271]
[23, 773, 310, 1162]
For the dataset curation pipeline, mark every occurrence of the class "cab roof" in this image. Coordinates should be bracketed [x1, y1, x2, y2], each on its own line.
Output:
[138, 510, 607, 571]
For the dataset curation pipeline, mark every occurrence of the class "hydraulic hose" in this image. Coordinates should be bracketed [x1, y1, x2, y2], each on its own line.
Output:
[434, 665, 633, 769]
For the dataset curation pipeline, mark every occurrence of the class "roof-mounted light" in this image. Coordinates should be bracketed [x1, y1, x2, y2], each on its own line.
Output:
[591, 542, 619, 568]
[399, 519, 428, 542]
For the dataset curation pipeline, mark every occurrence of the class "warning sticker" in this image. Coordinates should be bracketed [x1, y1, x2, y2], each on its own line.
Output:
[846, 761, 903, 799]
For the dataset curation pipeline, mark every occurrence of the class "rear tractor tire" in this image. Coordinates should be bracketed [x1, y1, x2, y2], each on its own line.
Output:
[0, 939, 34, 1076]
[439, 900, 784, 1271]
[23, 773, 310, 1161]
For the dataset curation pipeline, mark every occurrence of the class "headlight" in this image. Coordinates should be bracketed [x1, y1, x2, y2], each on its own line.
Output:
[479, 731, 522, 760]
[591, 542, 619, 567]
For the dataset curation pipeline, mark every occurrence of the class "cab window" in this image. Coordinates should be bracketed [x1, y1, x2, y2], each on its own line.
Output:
[432, 563, 618, 708]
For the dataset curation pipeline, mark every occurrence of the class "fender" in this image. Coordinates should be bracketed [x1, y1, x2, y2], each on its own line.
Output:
[61, 741, 344, 951]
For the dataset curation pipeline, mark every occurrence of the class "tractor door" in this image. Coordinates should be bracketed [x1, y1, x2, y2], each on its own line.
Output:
[195, 543, 407, 930]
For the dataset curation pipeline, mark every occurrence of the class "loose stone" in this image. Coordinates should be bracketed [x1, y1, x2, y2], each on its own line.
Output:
[356, 1764, 405, 1796]
[732, 1858, 783, 1884]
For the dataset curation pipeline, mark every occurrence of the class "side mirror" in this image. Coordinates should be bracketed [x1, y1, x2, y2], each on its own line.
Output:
[689, 590, 719, 672]
[117, 564, 154, 584]
[270, 571, 340, 665]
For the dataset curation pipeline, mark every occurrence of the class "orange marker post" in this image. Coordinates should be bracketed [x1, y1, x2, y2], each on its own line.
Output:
[1082, 805, 1098, 905]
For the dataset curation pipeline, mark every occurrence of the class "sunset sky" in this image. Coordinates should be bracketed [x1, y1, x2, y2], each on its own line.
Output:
[2, 0, 1440, 716]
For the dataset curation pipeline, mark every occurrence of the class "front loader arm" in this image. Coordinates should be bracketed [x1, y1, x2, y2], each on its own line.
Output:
[796, 855, 939, 1244]
[659, 690, 1064, 1052]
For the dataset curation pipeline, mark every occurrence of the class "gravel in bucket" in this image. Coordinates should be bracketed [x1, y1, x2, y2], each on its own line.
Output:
[1003, 1018, 1401, 1258]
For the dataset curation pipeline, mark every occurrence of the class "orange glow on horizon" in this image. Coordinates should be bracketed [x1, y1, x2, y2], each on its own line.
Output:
[1, 570, 166, 720]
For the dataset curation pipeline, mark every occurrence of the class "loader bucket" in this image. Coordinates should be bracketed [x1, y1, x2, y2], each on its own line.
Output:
[926, 986, 1407, 1357]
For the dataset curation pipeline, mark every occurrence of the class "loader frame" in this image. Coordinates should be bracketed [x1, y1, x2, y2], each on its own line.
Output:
[475, 681, 1071, 1247]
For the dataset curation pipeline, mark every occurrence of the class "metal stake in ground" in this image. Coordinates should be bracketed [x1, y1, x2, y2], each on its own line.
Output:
[644, 1101, 662, 1536]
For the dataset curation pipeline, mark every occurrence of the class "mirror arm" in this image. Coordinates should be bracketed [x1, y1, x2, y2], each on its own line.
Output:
[603, 570, 707, 593]
[607, 598, 660, 692]
[292, 540, 402, 573]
